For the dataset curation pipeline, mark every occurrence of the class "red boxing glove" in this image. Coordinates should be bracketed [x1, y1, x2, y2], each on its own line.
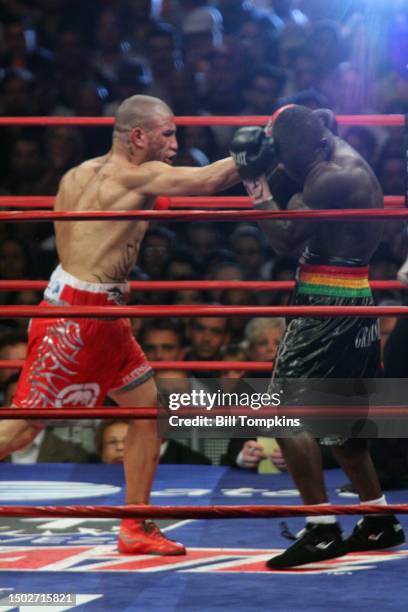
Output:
[154, 196, 171, 210]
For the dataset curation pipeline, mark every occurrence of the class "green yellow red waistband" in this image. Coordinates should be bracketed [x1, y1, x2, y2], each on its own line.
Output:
[298, 263, 371, 298]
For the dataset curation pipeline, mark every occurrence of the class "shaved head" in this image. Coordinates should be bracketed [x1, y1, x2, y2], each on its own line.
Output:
[113, 95, 173, 139]
[272, 104, 325, 181]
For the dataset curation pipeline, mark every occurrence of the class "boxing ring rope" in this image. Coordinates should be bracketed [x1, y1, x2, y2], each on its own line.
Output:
[0, 359, 273, 372]
[0, 195, 404, 209]
[1, 407, 408, 419]
[0, 114, 405, 127]
[1, 305, 408, 318]
[0, 503, 407, 519]
[0, 280, 404, 292]
[2, 209, 408, 223]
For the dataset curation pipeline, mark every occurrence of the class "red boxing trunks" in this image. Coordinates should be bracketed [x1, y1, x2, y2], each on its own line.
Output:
[13, 266, 153, 408]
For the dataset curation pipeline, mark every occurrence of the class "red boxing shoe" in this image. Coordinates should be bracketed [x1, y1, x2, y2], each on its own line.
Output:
[118, 519, 186, 555]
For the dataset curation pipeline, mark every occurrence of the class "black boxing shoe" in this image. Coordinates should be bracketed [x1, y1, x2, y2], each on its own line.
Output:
[266, 522, 347, 569]
[346, 515, 405, 552]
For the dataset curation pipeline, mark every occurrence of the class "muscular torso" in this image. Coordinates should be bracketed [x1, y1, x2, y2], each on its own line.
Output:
[303, 138, 383, 263]
[54, 155, 154, 283]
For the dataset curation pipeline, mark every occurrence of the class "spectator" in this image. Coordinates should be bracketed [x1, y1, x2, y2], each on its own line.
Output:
[230, 225, 266, 280]
[217, 0, 263, 34]
[244, 317, 286, 363]
[163, 250, 201, 280]
[73, 80, 111, 158]
[155, 368, 212, 464]
[218, 343, 248, 379]
[96, 419, 129, 464]
[177, 126, 220, 162]
[185, 316, 230, 363]
[0, 19, 54, 80]
[139, 318, 185, 362]
[0, 69, 36, 117]
[184, 223, 221, 264]
[121, 0, 164, 54]
[203, 249, 239, 279]
[206, 259, 244, 302]
[0, 238, 34, 281]
[146, 24, 185, 105]
[138, 227, 175, 280]
[91, 10, 130, 85]
[37, 126, 85, 194]
[304, 20, 345, 76]
[54, 28, 91, 81]
[96, 417, 211, 465]
[376, 153, 405, 196]
[281, 49, 321, 97]
[104, 58, 153, 117]
[241, 65, 287, 116]
[238, 12, 279, 67]
[1, 134, 45, 195]
[182, 6, 223, 70]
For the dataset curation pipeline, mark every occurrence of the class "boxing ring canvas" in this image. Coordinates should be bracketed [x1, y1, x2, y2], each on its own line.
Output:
[0, 464, 406, 611]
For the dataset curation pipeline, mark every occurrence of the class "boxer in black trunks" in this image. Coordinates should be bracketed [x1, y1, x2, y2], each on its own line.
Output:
[230, 105, 405, 568]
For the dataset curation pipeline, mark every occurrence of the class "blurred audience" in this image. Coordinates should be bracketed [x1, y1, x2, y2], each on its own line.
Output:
[0, 0, 407, 469]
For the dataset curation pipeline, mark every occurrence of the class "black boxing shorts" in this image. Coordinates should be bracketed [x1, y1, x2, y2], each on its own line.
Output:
[269, 251, 381, 444]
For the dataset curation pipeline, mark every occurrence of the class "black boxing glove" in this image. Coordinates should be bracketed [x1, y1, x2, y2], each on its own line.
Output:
[267, 165, 300, 209]
[230, 126, 276, 181]
[313, 108, 338, 135]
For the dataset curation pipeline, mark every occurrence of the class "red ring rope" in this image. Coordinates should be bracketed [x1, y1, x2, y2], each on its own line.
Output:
[0, 280, 404, 292]
[0, 360, 272, 372]
[0, 196, 404, 209]
[1, 208, 408, 222]
[0, 115, 404, 127]
[0, 503, 407, 519]
[1, 407, 407, 419]
[0, 305, 407, 318]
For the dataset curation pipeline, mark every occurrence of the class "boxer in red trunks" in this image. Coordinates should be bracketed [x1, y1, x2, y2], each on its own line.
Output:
[0, 94, 239, 555]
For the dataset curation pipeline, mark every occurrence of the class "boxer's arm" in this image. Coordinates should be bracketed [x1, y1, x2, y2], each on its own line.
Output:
[122, 159, 240, 196]
[255, 165, 356, 253]
[254, 193, 315, 254]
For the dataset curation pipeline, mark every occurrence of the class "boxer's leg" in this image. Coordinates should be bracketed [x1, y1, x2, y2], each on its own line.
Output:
[109, 377, 160, 504]
[277, 433, 327, 504]
[109, 377, 185, 555]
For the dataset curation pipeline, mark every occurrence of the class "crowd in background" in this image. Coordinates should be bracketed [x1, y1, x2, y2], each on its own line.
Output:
[0, 0, 408, 473]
